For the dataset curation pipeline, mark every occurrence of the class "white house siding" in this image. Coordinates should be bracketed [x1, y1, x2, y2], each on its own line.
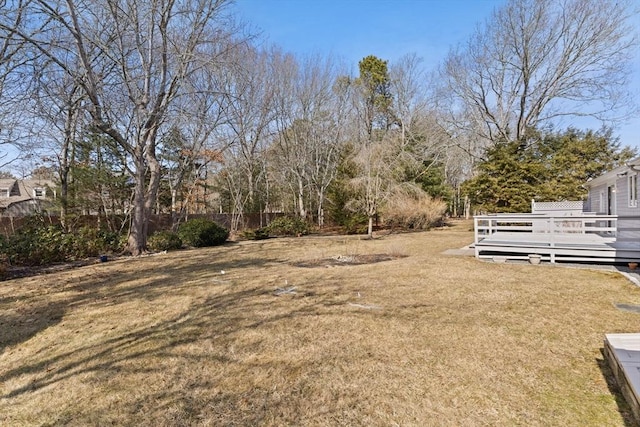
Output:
[617, 218, 640, 242]
[615, 175, 640, 242]
[585, 182, 608, 214]
[584, 166, 640, 242]
[615, 175, 632, 217]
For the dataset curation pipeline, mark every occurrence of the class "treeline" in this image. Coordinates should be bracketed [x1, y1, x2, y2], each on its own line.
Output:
[0, 0, 636, 255]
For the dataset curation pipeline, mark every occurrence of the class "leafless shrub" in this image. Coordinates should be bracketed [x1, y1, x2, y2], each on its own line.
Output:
[383, 184, 447, 230]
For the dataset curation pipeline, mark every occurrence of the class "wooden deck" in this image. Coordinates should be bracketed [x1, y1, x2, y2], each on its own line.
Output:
[604, 334, 640, 424]
[474, 213, 640, 263]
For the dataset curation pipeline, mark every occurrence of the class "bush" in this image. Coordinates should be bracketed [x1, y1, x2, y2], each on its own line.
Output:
[266, 216, 309, 236]
[0, 234, 7, 256]
[70, 226, 122, 258]
[343, 213, 369, 235]
[1, 214, 124, 266]
[7, 224, 68, 265]
[241, 227, 270, 240]
[0, 255, 7, 278]
[383, 187, 447, 230]
[148, 231, 183, 251]
[178, 218, 229, 247]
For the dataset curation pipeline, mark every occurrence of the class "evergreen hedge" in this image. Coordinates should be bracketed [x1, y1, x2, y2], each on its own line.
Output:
[178, 218, 229, 247]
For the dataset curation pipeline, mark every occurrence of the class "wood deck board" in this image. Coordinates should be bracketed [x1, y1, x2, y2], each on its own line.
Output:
[479, 231, 614, 243]
[478, 240, 614, 250]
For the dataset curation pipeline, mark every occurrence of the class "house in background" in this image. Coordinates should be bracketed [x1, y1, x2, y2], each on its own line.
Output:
[0, 179, 57, 217]
[583, 157, 640, 246]
[473, 158, 640, 263]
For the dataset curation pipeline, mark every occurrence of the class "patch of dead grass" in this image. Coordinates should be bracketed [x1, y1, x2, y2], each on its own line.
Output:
[293, 253, 406, 268]
[0, 220, 639, 426]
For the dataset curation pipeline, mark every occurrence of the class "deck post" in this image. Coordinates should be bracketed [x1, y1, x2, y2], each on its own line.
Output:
[549, 216, 556, 263]
[474, 217, 479, 245]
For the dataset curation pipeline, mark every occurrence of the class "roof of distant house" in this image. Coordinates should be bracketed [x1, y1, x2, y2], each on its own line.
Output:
[0, 179, 56, 210]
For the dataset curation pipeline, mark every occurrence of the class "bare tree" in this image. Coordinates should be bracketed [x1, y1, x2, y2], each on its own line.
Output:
[269, 54, 350, 226]
[218, 45, 282, 229]
[0, 0, 236, 254]
[0, 0, 33, 168]
[348, 134, 402, 238]
[27, 55, 89, 229]
[159, 66, 228, 224]
[440, 0, 637, 145]
[346, 55, 397, 237]
[308, 69, 350, 227]
[270, 54, 306, 218]
[390, 54, 451, 177]
[389, 54, 429, 146]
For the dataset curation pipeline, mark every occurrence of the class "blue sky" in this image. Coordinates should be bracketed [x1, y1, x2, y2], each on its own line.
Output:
[233, 0, 506, 67]
[232, 0, 640, 149]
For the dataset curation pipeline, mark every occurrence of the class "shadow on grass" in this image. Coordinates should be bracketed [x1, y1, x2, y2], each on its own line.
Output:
[0, 243, 357, 424]
[0, 245, 277, 353]
[596, 351, 638, 427]
[0, 302, 64, 353]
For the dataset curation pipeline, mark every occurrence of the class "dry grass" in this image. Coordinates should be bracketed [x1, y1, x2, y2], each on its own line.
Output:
[1, 220, 639, 426]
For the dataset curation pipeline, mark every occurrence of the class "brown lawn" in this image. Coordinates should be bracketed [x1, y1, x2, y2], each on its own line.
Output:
[1, 220, 639, 426]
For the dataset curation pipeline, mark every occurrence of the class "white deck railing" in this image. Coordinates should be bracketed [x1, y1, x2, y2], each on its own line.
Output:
[474, 213, 618, 246]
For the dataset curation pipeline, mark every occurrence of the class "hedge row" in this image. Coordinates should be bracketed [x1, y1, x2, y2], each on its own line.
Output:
[0, 216, 231, 267]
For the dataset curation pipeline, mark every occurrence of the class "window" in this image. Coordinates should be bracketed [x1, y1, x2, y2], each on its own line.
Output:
[629, 174, 637, 207]
[34, 188, 44, 198]
[0, 188, 8, 198]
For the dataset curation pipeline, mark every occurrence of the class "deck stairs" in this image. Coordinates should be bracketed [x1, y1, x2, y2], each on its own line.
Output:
[604, 334, 640, 424]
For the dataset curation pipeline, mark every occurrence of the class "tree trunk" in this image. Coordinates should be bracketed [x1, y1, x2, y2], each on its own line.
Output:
[297, 177, 306, 218]
[367, 215, 374, 239]
[128, 195, 146, 256]
[128, 151, 147, 256]
[464, 195, 470, 220]
[247, 171, 254, 210]
[59, 99, 78, 231]
[317, 190, 324, 227]
[145, 153, 162, 233]
[59, 165, 69, 231]
[170, 187, 178, 227]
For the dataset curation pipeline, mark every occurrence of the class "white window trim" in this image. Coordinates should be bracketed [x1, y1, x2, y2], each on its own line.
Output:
[629, 174, 638, 208]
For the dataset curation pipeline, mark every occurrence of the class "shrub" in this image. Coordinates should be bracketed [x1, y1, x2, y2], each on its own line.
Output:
[266, 216, 309, 236]
[383, 186, 447, 230]
[0, 254, 7, 278]
[178, 218, 229, 247]
[7, 224, 69, 265]
[0, 234, 6, 256]
[0, 237, 6, 277]
[70, 226, 122, 258]
[241, 227, 270, 240]
[343, 213, 369, 235]
[1, 214, 124, 266]
[148, 231, 183, 251]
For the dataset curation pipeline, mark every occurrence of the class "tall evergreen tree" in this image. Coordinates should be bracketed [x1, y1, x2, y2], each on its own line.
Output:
[357, 55, 395, 139]
[463, 128, 636, 213]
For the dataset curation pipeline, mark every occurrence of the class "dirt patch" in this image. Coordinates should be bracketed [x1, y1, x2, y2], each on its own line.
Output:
[293, 253, 406, 268]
